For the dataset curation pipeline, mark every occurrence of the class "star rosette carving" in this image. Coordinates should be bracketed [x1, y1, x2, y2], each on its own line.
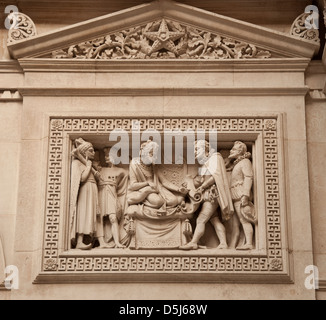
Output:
[143, 19, 186, 56]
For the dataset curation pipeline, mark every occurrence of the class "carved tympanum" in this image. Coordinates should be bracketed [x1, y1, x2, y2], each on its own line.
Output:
[52, 18, 272, 60]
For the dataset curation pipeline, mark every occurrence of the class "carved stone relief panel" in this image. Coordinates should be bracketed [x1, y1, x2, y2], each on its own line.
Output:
[37, 116, 288, 283]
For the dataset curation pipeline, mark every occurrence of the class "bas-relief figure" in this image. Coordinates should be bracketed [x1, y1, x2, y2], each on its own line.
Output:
[70, 138, 100, 250]
[69, 138, 257, 251]
[228, 141, 256, 250]
[97, 148, 128, 248]
[125, 140, 200, 249]
[179, 140, 234, 250]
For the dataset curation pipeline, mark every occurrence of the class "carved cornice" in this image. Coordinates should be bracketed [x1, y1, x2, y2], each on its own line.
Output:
[290, 13, 320, 43]
[0, 282, 7, 291]
[0, 61, 22, 73]
[318, 279, 326, 291]
[7, 13, 37, 44]
[17, 58, 311, 73]
[0, 90, 23, 101]
[18, 87, 309, 97]
[308, 89, 326, 100]
[50, 18, 272, 60]
[7, 1, 319, 60]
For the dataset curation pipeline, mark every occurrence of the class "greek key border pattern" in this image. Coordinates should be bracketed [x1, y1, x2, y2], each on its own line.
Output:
[43, 117, 284, 274]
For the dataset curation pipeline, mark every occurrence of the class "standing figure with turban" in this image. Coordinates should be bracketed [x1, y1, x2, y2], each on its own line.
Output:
[69, 138, 100, 250]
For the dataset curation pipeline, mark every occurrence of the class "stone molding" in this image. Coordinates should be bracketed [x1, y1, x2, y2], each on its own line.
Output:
[0, 61, 22, 73]
[0, 90, 23, 101]
[318, 279, 326, 291]
[18, 87, 309, 97]
[308, 89, 326, 100]
[0, 282, 7, 291]
[17, 57, 311, 73]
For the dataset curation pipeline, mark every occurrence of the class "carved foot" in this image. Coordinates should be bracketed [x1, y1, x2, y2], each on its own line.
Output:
[236, 244, 253, 250]
[216, 243, 228, 250]
[179, 242, 198, 250]
[115, 243, 126, 249]
[76, 243, 92, 250]
[98, 243, 115, 249]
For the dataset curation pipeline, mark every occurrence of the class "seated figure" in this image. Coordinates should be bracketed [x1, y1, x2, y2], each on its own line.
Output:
[125, 140, 200, 249]
[127, 140, 187, 216]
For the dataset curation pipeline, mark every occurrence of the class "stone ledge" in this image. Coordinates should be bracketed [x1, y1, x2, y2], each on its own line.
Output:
[0, 90, 23, 101]
[18, 58, 311, 73]
[308, 89, 326, 100]
[0, 282, 7, 291]
[33, 271, 293, 284]
[0, 61, 22, 73]
[18, 86, 309, 97]
[318, 280, 326, 291]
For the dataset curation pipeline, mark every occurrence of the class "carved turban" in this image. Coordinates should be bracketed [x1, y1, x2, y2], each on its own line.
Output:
[74, 138, 93, 156]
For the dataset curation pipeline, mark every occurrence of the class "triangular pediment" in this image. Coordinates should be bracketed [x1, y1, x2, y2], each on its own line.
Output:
[48, 18, 276, 60]
[7, 0, 319, 60]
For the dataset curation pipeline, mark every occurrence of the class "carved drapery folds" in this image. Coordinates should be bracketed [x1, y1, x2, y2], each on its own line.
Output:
[290, 12, 320, 43]
[7, 12, 37, 44]
[52, 18, 272, 60]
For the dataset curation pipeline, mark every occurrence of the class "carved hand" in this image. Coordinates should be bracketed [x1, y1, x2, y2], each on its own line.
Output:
[143, 185, 158, 194]
[241, 195, 249, 206]
[86, 160, 92, 168]
[94, 171, 101, 180]
[148, 181, 158, 192]
[178, 186, 189, 195]
[196, 186, 204, 194]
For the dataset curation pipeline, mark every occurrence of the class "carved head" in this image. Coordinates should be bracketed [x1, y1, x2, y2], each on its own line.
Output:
[74, 138, 95, 160]
[229, 141, 247, 159]
[194, 140, 214, 163]
[140, 140, 159, 165]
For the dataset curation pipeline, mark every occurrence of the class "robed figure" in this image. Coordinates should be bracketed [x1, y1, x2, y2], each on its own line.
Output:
[69, 138, 100, 250]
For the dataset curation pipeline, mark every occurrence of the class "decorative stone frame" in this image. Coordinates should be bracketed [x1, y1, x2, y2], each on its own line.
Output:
[35, 114, 290, 284]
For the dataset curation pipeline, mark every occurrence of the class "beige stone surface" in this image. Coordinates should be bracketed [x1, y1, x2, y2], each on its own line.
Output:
[0, 103, 21, 142]
[0, 143, 20, 215]
[317, 291, 326, 300]
[306, 101, 326, 282]
[0, 102, 21, 277]
[1, 0, 325, 300]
